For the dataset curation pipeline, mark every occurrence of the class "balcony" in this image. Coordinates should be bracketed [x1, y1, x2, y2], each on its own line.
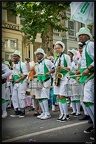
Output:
[2, 21, 22, 31]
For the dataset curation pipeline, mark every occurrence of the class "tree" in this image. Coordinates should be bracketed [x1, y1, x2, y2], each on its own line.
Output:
[3, 2, 70, 54]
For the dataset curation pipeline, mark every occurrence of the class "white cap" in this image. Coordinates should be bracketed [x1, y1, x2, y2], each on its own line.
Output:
[12, 50, 22, 57]
[68, 49, 75, 55]
[55, 41, 65, 51]
[34, 48, 46, 57]
[76, 27, 92, 40]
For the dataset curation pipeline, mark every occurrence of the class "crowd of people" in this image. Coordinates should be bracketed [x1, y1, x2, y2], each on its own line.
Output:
[2, 27, 94, 141]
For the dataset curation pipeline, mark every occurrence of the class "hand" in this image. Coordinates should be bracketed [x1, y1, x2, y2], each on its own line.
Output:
[45, 72, 51, 76]
[9, 79, 14, 82]
[74, 71, 80, 75]
[57, 66, 63, 71]
[33, 75, 37, 78]
[15, 79, 20, 83]
[82, 69, 90, 76]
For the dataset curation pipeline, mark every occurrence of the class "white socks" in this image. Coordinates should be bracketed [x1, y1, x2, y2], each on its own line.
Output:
[42, 99, 50, 115]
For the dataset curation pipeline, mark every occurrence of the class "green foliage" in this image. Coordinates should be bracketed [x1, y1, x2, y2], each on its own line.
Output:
[3, 2, 70, 44]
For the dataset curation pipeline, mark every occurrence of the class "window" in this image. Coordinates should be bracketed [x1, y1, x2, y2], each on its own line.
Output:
[87, 25, 93, 34]
[53, 29, 59, 36]
[7, 10, 16, 24]
[5, 53, 13, 61]
[4, 39, 17, 49]
[68, 21, 75, 36]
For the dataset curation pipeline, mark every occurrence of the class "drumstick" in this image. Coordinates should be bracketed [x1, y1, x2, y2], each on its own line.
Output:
[62, 67, 70, 71]
[57, 67, 70, 72]
[68, 74, 82, 78]
[85, 73, 94, 83]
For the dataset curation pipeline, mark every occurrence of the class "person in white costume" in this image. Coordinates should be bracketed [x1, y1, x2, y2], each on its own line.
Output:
[54, 41, 71, 122]
[10, 50, 28, 118]
[77, 43, 90, 121]
[4, 61, 13, 109]
[2, 62, 11, 118]
[67, 49, 81, 117]
[76, 27, 94, 139]
[25, 58, 36, 109]
[34, 48, 55, 120]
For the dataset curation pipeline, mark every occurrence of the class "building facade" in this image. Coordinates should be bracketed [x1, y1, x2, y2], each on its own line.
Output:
[2, 5, 94, 62]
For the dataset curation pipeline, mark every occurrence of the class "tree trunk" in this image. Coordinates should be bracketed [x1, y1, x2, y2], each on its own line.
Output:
[48, 25, 54, 56]
[41, 25, 54, 57]
[41, 32, 49, 55]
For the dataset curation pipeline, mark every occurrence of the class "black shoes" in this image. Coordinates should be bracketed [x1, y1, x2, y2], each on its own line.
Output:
[19, 111, 25, 118]
[69, 112, 76, 116]
[79, 115, 90, 120]
[10, 110, 21, 117]
[10, 108, 25, 118]
[57, 114, 70, 122]
[84, 126, 94, 133]
[60, 115, 70, 122]
[74, 113, 81, 117]
[57, 114, 64, 122]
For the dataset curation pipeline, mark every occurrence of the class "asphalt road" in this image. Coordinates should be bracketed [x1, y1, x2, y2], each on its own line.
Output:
[2, 106, 94, 143]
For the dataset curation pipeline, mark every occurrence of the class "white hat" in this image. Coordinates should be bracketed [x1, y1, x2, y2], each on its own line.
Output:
[34, 48, 46, 57]
[76, 27, 92, 40]
[4, 61, 10, 66]
[55, 41, 65, 51]
[68, 49, 75, 55]
[12, 50, 22, 57]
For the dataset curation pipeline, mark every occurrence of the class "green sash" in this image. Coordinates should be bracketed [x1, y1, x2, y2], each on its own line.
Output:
[37, 60, 50, 82]
[54, 54, 68, 76]
[13, 62, 24, 84]
[79, 42, 94, 83]
[13, 75, 23, 84]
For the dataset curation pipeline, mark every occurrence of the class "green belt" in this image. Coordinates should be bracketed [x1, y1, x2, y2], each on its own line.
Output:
[37, 74, 50, 82]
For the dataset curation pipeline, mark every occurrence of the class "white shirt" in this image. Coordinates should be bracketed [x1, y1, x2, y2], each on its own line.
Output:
[81, 40, 94, 68]
[37, 59, 54, 75]
[55, 54, 72, 70]
[12, 61, 28, 76]
[2, 63, 11, 79]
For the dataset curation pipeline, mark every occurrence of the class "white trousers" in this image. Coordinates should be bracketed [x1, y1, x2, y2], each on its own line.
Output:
[2, 83, 6, 99]
[83, 78, 94, 103]
[12, 82, 27, 109]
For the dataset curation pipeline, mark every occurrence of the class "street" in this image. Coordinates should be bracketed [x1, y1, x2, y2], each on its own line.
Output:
[2, 106, 94, 143]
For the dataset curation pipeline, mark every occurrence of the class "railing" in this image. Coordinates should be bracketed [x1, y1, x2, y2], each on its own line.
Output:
[62, 35, 77, 41]
[2, 21, 22, 31]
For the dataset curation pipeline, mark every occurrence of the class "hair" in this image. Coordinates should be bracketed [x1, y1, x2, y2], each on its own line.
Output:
[68, 51, 74, 56]
[56, 43, 63, 48]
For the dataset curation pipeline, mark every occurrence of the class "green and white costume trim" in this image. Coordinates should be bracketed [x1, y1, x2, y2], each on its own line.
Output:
[79, 40, 94, 103]
[54, 53, 71, 96]
[35, 59, 54, 99]
[12, 61, 28, 109]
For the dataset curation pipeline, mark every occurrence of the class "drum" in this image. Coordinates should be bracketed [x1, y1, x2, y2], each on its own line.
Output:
[29, 81, 42, 89]
[66, 83, 84, 96]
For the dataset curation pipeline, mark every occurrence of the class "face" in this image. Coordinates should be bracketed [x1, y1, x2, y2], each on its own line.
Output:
[13, 54, 20, 63]
[36, 53, 44, 61]
[78, 34, 90, 43]
[67, 52, 73, 61]
[78, 47, 83, 55]
[54, 44, 63, 54]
